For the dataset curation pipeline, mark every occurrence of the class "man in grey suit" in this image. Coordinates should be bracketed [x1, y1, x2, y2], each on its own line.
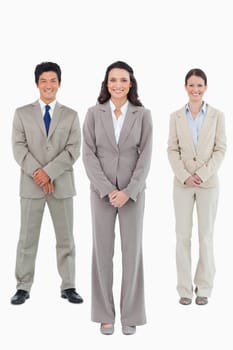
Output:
[11, 62, 83, 305]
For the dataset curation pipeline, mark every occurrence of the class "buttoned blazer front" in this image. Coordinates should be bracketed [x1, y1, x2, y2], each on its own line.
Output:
[82, 102, 153, 201]
[12, 100, 81, 199]
[167, 104, 226, 188]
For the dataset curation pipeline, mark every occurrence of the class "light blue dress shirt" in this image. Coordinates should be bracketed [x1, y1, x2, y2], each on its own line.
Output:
[185, 102, 207, 147]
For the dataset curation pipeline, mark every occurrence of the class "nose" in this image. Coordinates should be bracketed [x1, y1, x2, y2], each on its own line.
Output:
[115, 81, 121, 88]
[45, 84, 52, 90]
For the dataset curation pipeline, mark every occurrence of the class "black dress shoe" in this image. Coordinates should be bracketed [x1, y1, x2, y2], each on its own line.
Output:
[11, 290, 29, 305]
[61, 288, 83, 303]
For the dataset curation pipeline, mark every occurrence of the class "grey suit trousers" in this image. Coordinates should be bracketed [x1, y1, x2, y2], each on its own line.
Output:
[15, 195, 75, 292]
[90, 190, 146, 326]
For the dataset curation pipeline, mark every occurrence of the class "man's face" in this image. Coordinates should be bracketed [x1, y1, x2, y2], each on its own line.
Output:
[37, 71, 60, 104]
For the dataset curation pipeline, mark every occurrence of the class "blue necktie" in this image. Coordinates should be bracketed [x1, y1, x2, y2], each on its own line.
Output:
[43, 105, 51, 136]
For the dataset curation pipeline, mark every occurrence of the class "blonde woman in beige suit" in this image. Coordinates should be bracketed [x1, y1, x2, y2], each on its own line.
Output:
[167, 68, 226, 306]
[83, 61, 152, 335]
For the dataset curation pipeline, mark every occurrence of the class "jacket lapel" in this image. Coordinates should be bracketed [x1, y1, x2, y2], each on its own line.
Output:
[176, 107, 196, 155]
[196, 105, 216, 152]
[32, 101, 62, 138]
[99, 102, 138, 149]
[99, 103, 118, 151]
[118, 103, 138, 146]
[47, 102, 62, 139]
[32, 101, 47, 137]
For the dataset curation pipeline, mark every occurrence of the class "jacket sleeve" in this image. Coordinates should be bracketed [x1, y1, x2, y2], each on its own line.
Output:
[123, 109, 153, 201]
[43, 112, 81, 181]
[195, 111, 226, 182]
[167, 113, 191, 184]
[82, 109, 117, 198]
[12, 109, 42, 176]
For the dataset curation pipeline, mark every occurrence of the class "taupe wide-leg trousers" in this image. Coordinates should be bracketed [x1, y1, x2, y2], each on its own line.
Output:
[15, 196, 75, 292]
[90, 190, 146, 326]
[173, 185, 219, 299]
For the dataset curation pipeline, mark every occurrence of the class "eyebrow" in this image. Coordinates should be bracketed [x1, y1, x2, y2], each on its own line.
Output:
[40, 78, 58, 81]
[109, 77, 130, 80]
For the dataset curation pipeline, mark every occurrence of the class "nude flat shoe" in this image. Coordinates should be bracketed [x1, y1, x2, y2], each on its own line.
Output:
[122, 325, 136, 335]
[195, 296, 208, 305]
[179, 297, 192, 305]
[100, 324, 114, 335]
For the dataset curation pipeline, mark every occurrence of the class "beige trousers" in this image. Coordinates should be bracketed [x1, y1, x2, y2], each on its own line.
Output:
[90, 190, 146, 326]
[173, 185, 219, 298]
[15, 196, 75, 292]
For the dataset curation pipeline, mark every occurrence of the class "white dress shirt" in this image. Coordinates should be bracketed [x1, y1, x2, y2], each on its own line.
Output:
[109, 100, 128, 144]
[39, 99, 56, 119]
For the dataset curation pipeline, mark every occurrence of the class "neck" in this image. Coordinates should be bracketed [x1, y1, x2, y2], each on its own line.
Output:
[111, 97, 127, 109]
[188, 101, 203, 113]
[40, 97, 56, 105]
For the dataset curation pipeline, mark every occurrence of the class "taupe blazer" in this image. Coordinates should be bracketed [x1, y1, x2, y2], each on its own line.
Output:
[83, 102, 153, 201]
[167, 104, 226, 188]
[12, 100, 81, 199]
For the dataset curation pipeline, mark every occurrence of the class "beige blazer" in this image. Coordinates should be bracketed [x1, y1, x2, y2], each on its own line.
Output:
[167, 104, 226, 188]
[12, 100, 81, 199]
[82, 102, 153, 201]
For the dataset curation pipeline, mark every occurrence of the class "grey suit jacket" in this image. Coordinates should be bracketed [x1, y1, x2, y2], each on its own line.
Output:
[12, 100, 81, 199]
[167, 104, 226, 188]
[82, 102, 153, 201]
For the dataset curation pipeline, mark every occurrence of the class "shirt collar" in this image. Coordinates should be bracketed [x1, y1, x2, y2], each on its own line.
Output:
[185, 101, 207, 115]
[109, 99, 129, 115]
[39, 99, 56, 111]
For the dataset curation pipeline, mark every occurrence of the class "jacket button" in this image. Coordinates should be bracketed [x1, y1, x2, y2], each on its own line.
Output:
[193, 157, 196, 161]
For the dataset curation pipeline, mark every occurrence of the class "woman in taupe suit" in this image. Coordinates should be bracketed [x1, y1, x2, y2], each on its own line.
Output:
[167, 68, 226, 306]
[83, 61, 152, 335]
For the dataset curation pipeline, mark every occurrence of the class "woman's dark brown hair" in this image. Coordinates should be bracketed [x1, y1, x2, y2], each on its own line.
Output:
[185, 68, 207, 86]
[97, 61, 143, 106]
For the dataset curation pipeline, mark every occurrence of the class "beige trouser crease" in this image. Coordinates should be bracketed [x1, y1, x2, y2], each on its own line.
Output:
[173, 185, 219, 299]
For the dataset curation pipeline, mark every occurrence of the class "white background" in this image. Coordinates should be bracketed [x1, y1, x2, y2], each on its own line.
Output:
[0, 0, 232, 348]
